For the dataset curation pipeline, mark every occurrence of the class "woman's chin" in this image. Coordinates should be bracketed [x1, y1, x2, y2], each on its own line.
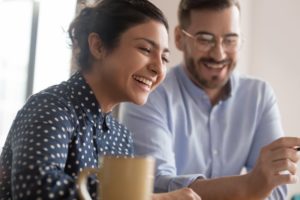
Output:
[131, 95, 148, 106]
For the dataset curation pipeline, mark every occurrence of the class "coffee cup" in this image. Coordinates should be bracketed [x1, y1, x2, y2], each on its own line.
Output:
[77, 155, 155, 200]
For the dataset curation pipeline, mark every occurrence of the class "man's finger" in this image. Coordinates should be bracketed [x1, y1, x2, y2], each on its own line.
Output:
[268, 137, 300, 150]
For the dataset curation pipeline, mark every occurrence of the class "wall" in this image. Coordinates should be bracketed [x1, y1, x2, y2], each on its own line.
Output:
[150, 0, 181, 68]
[150, 0, 300, 198]
[250, 0, 300, 198]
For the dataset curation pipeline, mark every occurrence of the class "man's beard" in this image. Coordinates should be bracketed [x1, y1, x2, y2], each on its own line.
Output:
[185, 56, 235, 89]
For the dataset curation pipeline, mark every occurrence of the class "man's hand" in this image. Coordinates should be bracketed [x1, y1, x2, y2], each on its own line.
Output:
[247, 137, 300, 199]
[152, 188, 201, 200]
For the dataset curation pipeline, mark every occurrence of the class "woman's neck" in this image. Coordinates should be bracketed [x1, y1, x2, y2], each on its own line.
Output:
[83, 71, 118, 113]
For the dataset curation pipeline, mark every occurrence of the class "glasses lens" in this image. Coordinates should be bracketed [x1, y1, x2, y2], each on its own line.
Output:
[195, 34, 214, 52]
[182, 29, 242, 53]
[223, 36, 241, 52]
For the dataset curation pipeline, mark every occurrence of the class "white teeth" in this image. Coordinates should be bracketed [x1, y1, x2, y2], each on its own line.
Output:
[133, 75, 152, 87]
[205, 63, 224, 69]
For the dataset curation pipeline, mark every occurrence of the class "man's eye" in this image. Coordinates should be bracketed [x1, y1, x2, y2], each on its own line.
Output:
[198, 38, 214, 45]
[224, 38, 238, 45]
[196, 33, 214, 45]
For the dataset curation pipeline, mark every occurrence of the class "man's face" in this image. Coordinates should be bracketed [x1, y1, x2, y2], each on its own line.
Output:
[176, 6, 241, 90]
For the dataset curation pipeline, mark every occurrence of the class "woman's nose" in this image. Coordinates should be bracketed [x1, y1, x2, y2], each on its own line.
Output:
[148, 56, 166, 76]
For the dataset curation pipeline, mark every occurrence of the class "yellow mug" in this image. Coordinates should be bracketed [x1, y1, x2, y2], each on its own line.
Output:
[77, 156, 155, 200]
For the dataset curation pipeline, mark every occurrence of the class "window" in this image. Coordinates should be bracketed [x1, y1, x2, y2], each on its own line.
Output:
[0, 0, 76, 150]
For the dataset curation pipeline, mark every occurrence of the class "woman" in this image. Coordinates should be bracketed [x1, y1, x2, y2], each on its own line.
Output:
[0, 0, 200, 199]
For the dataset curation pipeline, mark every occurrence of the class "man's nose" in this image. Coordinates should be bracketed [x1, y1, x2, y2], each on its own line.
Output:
[208, 42, 227, 61]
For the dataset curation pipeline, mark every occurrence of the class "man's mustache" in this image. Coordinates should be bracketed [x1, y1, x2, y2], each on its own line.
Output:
[200, 58, 231, 65]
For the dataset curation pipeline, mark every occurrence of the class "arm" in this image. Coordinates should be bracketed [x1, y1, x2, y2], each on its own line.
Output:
[189, 83, 298, 200]
[152, 188, 201, 200]
[9, 95, 83, 199]
[120, 82, 298, 200]
[243, 82, 290, 200]
[120, 90, 204, 192]
[120, 95, 252, 199]
[189, 136, 300, 200]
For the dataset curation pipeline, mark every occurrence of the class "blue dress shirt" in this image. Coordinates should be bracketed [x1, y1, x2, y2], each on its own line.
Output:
[120, 64, 287, 199]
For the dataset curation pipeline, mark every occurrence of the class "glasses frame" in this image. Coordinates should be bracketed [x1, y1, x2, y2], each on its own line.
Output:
[181, 29, 243, 53]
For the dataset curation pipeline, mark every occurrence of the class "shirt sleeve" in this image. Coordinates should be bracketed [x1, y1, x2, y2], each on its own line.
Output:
[119, 90, 204, 192]
[245, 82, 287, 200]
[8, 94, 90, 200]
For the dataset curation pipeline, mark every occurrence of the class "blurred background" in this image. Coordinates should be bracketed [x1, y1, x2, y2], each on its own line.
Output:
[0, 0, 299, 198]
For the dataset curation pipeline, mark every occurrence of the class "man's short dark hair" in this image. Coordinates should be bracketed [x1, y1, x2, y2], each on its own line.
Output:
[178, 0, 240, 29]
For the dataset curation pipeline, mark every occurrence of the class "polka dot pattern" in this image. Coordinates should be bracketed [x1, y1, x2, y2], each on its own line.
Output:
[0, 72, 134, 200]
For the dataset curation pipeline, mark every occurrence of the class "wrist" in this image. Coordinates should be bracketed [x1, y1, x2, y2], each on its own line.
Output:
[152, 193, 169, 200]
[243, 171, 271, 200]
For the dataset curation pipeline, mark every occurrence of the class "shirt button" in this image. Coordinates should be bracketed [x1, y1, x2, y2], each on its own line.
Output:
[213, 149, 219, 156]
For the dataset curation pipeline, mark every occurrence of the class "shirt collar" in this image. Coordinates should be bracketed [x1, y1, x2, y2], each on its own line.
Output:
[68, 71, 112, 130]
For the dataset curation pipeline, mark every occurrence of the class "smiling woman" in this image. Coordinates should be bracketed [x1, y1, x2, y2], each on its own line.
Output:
[0, 1, 201, 200]
[81, 21, 169, 110]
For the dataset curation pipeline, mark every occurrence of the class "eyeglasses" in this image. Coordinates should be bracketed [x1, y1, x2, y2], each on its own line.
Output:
[181, 29, 242, 53]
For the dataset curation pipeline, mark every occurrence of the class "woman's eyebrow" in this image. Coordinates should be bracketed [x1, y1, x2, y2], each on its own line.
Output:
[134, 37, 170, 53]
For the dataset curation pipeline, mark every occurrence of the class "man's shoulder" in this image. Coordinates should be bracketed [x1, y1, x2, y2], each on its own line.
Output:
[157, 65, 182, 91]
[235, 73, 272, 91]
[233, 73, 276, 102]
[237, 73, 265, 83]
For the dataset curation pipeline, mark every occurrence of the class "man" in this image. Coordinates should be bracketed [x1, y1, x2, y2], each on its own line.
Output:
[120, 0, 300, 199]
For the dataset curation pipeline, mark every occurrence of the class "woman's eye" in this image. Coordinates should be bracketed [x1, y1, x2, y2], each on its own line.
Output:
[139, 47, 151, 54]
[162, 56, 169, 64]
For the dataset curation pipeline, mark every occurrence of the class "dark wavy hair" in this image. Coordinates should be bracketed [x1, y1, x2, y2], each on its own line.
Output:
[68, 0, 169, 71]
[178, 0, 240, 29]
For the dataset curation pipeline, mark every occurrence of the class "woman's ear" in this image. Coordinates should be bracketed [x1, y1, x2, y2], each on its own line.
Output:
[174, 26, 184, 51]
[88, 32, 104, 60]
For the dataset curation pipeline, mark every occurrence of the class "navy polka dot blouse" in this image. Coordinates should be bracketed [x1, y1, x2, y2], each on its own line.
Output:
[0, 71, 134, 200]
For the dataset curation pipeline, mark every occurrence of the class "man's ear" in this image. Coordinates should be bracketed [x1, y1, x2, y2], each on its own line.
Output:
[174, 26, 184, 51]
[88, 32, 104, 60]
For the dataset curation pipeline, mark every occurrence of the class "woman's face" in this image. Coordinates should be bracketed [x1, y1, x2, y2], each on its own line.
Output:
[94, 20, 169, 106]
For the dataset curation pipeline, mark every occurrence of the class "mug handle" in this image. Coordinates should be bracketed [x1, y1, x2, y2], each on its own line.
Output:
[77, 168, 99, 200]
